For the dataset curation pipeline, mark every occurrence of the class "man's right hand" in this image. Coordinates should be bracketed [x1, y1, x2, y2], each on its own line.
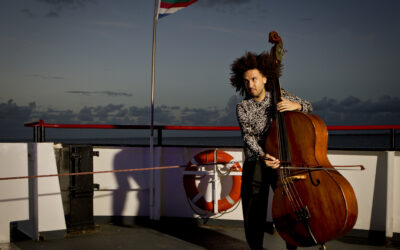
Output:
[260, 153, 280, 169]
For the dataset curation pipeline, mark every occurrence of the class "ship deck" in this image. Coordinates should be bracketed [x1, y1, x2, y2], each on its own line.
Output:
[4, 219, 400, 250]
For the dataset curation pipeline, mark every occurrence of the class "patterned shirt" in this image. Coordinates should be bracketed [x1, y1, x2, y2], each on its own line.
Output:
[236, 89, 313, 161]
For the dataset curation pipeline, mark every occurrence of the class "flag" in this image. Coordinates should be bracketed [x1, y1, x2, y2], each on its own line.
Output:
[158, 0, 198, 19]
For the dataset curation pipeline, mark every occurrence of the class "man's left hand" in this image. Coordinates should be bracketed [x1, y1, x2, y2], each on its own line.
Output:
[277, 98, 302, 112]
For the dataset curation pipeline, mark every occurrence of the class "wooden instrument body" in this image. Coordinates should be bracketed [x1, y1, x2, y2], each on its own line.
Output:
[266, 111, 358, 246]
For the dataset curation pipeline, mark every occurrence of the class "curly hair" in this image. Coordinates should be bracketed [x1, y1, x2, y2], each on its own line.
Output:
[229, 51, 282, 97]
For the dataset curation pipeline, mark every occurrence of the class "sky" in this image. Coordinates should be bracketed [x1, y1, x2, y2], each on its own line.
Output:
[0, 0, 399, 140]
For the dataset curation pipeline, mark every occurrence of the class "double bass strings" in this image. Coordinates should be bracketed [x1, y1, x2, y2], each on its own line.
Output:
[275, 81, 305, 215]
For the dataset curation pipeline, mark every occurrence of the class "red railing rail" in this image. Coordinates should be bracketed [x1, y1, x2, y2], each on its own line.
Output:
[25, 120, 399, 149]
[24, 120, 242, 145]
[327, 125, 400, 130]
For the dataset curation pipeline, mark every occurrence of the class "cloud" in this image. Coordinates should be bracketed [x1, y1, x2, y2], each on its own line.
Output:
[181, 107, 221, 125]
[218, 95, 243, 125]
[0, 100, 37, 140]
[46, 11, 59, 18]
[36, 0, 95, 17]
[77, 106, 93, 121]
[0, 99, 35, 121]
[25, 74, 65, 80]
[37, 0, 92, 8]
[21, 8, 34, 18]
[313, 95, 400, 125]
[93, 104, 124, 119]
[66, 91, 132, 97]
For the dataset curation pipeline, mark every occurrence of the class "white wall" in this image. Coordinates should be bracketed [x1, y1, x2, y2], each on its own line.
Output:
[93, 146, 400, 236]
[92, 146, 244, 220]
[386, 151, 400, 236]
[93, 147, 151, 217]
[1, 143, 399, 243]
[394, 151, 400, 234]
[328, 150, 400, 237]
[0, 143, 29, 243]
[0, 143, 65, 243]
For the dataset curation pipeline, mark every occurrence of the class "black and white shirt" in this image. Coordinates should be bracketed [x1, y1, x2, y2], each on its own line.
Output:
[236, 89, 313, 162]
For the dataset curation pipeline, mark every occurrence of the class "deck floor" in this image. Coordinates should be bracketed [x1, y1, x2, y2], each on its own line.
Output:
[3, 219, 400, 250]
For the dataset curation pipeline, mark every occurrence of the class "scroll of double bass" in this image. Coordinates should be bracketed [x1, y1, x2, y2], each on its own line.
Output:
[265, 31, 359, 248]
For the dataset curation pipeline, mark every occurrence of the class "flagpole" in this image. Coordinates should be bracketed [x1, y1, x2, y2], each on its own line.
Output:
[150, 0, 160, 220]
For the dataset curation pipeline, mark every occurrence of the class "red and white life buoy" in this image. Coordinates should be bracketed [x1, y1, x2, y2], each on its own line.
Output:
[183, 150, 242, 212]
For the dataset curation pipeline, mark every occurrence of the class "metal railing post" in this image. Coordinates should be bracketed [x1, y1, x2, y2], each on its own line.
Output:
[157, 128, 162, 146]
[390, 128, 395, 150]
[39, 120, 45, 142]
[40, 125, 45, 142]
[34, 126, 38, 142]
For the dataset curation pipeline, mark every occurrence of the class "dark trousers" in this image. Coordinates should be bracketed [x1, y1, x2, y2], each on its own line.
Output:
[241, 160, 296, 250]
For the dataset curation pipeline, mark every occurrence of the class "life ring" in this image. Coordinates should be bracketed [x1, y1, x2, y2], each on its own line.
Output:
[183, 150, 242, 212]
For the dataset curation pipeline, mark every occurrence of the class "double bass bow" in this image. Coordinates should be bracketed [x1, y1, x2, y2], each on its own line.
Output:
[265, 31, 359, 249]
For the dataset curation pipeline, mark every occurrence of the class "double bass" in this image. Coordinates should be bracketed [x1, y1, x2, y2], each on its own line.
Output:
[265, 31, 359, 249]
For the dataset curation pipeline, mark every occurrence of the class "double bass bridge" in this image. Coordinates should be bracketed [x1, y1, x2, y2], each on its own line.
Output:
[281, 174, 307, 196]
[282, 174, 306, 185]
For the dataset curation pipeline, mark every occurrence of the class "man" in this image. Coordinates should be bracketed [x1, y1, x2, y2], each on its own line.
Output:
[230, 51, 313, 250]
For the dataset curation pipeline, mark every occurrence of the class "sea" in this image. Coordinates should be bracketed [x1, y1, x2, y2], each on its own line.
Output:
[5, 131, 396, 150]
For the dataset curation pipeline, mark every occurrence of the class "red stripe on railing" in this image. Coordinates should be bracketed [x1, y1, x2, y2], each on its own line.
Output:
[162, 125, 240, 131]
[327, 125, 400, 130]
[24, 120, 400, 131]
